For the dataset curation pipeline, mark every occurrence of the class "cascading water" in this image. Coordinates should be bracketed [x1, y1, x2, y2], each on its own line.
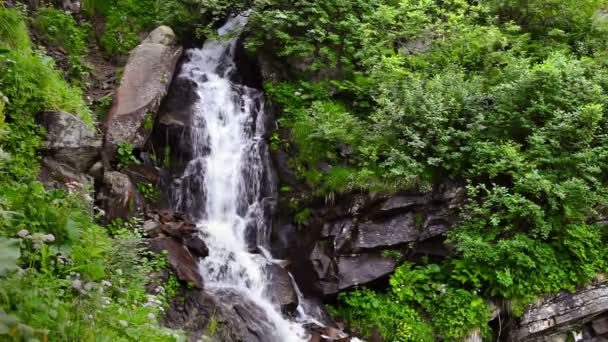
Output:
[168, 15, 309, 341]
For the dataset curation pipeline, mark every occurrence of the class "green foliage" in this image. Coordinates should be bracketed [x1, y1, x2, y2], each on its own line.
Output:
[94, 94, 113, 120]
[33, 7, 88, 56]
[0, 191, 185, 341]
[0, 3, 29, 50]
[137, 182, 159, 202]
[259, 2, 608, 335]
[99, 0, 200, 54]
[0, 7, 183, 340]
[0, 5, 90, 185]
[143, 112, 154, 131]
[116, 142, 140, 169]
[334, 263, 490, 341]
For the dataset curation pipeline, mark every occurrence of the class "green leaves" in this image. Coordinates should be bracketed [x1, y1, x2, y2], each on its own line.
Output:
[0, 238, 19, 276]
[116, 142, 140, 169]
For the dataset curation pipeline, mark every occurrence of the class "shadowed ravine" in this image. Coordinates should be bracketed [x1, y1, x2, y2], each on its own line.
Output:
[167, 16, 309, 341]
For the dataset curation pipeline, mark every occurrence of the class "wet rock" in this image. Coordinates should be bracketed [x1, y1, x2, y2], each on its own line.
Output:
[354, 213, 418, 250]
[100, 171, 140, 221]
[146, 210, 208, 259]
[310, 242, 339, 295]
[509, 282, 608, 341]
[160, 221, 197, 239]
[337, 254, 396, 291]
[37, 111, 101, 172]
[149, 237, 203, 288]
[184, 235, 209, 259]
[266, 263, 299, 314]
[104, 26, 183, 160]
[379, 195, 426, 214]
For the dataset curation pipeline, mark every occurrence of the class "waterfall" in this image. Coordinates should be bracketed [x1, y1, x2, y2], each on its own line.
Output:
[168, 15, 308, 341]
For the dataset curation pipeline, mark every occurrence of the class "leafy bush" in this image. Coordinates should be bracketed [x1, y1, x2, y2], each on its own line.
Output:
[33, 7, 89, 56]
[261, 0, 608, 337]
[116, 142, 140, 169]
[0, 6, 183, 340]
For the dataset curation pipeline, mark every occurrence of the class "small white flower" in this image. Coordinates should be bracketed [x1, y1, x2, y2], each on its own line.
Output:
[72, 279, 82, 290]
[84, 283, 94, 291]
[42, 234, 55, 242]
[116, 269, 123, 276]
[118, 320, 128, 327]
[102, 280, 112, 287]
[33, 243, 42, 250]
[17, 229, 30, 238]
[147, 313, 155, 320]
[86, 314, 93, 320]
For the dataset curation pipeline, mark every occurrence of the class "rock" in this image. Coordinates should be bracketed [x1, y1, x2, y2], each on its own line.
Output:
[592, 316, 608, 335]
[310, 242, 339, 295]
[160, 221, 198, 239]
[337, 254, 396, 290]
[37, 111, 101, 173]
[379, 195, 426, 214]
[62, 0, 81, 13]
[509, 282, 608, 341]
[87, 161, 104, 180]
[39, 157, 93, 191]
[354, 213, 418, 250]
[149, 237, 203, 288]
[104, 26, 183, 160]
[266, 263, 299, 314]
[145, 210, 208, 258]
[184, 235, 209, 259]
[101, 171, 139, 221]
[163, 289, 253, 342]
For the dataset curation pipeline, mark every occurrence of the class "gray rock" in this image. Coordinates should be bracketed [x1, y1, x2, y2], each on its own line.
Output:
[509, 282, 608, 341]
[101, 171, 139, 221]
[62, 0, 81, 13]
[310, 242, 339, 295]
[39, 157, 93, 191]
[37, 111, 101, 172]
[337, 254, 396, 290]
[266, 264, 299, 314]
[592, 316, 608, 335]
[354, 213, 419, 250]
[380, 195, 426, 213]
[104, 26, 183, 159]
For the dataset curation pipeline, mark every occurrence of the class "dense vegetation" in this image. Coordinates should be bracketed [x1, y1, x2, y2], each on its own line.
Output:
[237, 0, 608, 340]
[0, 3, 183, 340]
[2, 0, 608, 340]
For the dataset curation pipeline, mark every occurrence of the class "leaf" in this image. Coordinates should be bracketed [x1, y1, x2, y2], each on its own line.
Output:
[0, 238, 20, 276]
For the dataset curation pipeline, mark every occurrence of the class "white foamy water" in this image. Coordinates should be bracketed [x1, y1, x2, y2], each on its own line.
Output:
[169, 15, 308, 341]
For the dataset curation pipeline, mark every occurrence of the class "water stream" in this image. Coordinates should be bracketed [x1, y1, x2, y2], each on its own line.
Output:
[168, 15, 309, 341]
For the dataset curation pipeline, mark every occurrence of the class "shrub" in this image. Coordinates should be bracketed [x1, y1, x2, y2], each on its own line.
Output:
[33, 7, 89, 56]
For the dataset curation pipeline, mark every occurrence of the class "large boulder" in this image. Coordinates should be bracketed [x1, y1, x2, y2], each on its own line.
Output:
[37, 111, 101, 172]
[104, 26, 183, 160]
[266, 264, 299, 314]
[100, 171, 141, 221]
[309, 242, 397, 295]
[149, 237, 203, 289]
[509, 282, 608, 341]
[337, 254, 397, 290]
[280, 183, 465, 297]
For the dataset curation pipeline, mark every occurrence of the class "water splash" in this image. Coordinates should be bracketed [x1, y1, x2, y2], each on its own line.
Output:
[169, 15, 308, 342]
